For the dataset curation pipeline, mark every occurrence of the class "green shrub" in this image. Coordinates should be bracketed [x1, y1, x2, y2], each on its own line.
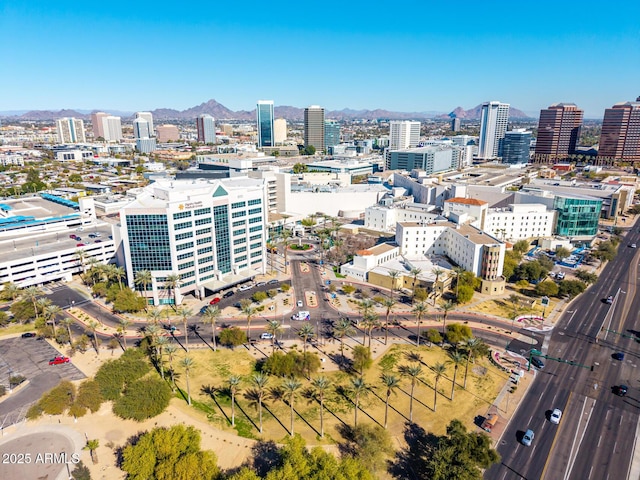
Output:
[39, 380, 75, 415]
[94, 348, 150, 400]
[219, 327, 247, 348]
[76, 379, 103, 413]
[113, 377, 172, 421]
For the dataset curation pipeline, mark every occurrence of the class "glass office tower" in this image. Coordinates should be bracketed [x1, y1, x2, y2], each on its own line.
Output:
[257, 100, 274, 147]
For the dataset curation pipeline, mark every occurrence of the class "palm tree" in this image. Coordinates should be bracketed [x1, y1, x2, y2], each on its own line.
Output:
[281, 229, 293, 275]
[452, 266, 465, 299]
[164, 273, 181, 307]
[43, 303, 61, 331]
[84, 439, 99, 464]
[176, 307, 193, 352]
[251, 373, 269, 434]
[447, 350, 465, 400]
[164, 343, 178, 391]
[281, 377, 302, 436]
[60, 317, 74, 344]
[180, 356, 195, 406]
[86, 319, 100, 355]
[112, 266, 126, 290]
[74, 250, 88, 283]
[266, 319, 282, 354]
[441, 300, 455, 336]
[387, 270, 400, 301]
[361, 312, 380, 348]
[22, 286, 43, 322]
[266, 240, 278, 274]
[333, 318, 354, 361]
[350, 377, 368, 426]
[297, 322, 315, 357]
[410, 267, 422, 302]
[134, 269, 152, 303]
[431, 267, 445, 305]
[201, 306, 221, 351]
[2, 282, 20, 301]
[462, 337, 488, 389]
[146, 307, 162, 325]
[432, 362, 448, 412]
[154, 336, 169, 379]
[228, 375, 242, 427]
[311, 376, 330, 438]
[412, 302, 428, 346]
[241, 304, 257, 344]
[382, 298, 395, 345]
[118, 318, 132, 349]
[402, 364, 423, 422]
[381, 373, 401, 429]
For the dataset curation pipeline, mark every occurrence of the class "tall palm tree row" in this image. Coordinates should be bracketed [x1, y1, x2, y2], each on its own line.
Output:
[251, 373, 269, 434]
[402, 364, 423, 422]
[412, 302, 428, 346]
[311, 376, 330, 438]
[176, 307, 193, 352]
[181, 356, 195, 406]
[281, 377, 302, 436]
[266, 320, 282, 354]
[382, 298, 395, 345]
[431, 362, 448, 412]
[228, 375, 242, 427]
[202, 306, 221, 351]
[380, 373, 400, 429]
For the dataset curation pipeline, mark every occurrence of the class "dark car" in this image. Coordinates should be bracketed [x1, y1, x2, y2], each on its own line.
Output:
[613, 352, 625, 361]
[21, 332, 36, 338]
[223, 290, 235, 298]
[200, 306, 209, 314]
[614, 385, 628, 396]
[49, 356, 70, 365]
[267, 279, 279, 285]
[530, 356, 545, 369]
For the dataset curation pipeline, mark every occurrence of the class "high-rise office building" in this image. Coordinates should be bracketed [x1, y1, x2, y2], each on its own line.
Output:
[389, 121, 420, 150]
[102, 116, 123, 142]
[501, 129, 532, 164]
[597, 98, 640, 163]
[477, 101, 510, 159]
[534, 103, 583, 163]
[56, 117, 86, 144]
[304, 105, 325, 152]
[135, 112, 154, 136]
[324, 120, 341, 149]
[91, 112, 109, 139]
[451, 117, 461, 132]
[133, 118, 151, 139]
[257, 100, 274, 148]
[120, 177, 267, 305]
[196, 114, 216, 144]
[274, 118, 287, 144]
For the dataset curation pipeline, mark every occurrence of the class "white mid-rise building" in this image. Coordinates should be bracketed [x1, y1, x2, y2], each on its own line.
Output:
[102, 116, 123, 142]
[56, 117, 86, 144]
[389, 121, 420, 150]
[135, 112, 154, 136]
[484, 203, 556, 241]
[274, 118, 287, 144]
[119, 177, 268, 305]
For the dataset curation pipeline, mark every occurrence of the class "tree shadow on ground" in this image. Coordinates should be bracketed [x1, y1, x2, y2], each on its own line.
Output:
[389, 422, 439, 480]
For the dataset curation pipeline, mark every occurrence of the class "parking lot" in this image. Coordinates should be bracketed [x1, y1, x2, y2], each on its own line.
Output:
[0, 337, 85, 427]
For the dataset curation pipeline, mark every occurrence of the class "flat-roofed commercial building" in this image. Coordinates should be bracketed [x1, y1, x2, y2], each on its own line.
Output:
[119, 177, 267, 305]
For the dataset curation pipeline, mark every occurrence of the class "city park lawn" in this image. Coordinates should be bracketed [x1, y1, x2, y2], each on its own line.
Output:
[468, 293, 559, 320]
[170, 342, 506, 446]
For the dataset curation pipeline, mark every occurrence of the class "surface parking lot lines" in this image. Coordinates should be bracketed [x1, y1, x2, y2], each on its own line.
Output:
[0, 337, 85, 426]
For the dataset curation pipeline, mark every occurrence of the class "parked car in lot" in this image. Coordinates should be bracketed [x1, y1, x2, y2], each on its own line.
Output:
[613, 352, 625, 361]
[49, 356, 70, 365]
[260, 332, 274, 340]
[550, 408, 562, 424]
[76, 243, 85, 247]
[267, 279, 279, 285]
[209, 297, 221, 305]
[238, 284, 253, 292]
[200, 306, 209, 314]
[223, 290, 235, 298]
[256, 281, 266, 287]
[21, 332, 36, 338]
[521, 429, 535, 446]
[614, 385, 628, 396]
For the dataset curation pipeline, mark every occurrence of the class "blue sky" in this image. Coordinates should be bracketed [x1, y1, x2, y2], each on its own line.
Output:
[1, 1, 639, 118]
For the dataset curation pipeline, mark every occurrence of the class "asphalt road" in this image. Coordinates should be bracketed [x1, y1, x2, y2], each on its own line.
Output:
[486, 227, 640, 480]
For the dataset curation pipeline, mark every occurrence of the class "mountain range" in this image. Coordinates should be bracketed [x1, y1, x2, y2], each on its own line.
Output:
[0, 99, 533, 122]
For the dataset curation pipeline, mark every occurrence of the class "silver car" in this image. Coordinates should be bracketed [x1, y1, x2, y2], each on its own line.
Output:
[522, 429, 534, 446]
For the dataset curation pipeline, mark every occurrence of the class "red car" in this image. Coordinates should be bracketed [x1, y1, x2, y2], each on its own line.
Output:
[209, 297, 221, 305]
[49, 356, 70, 365]
[76, 243, 85, 247]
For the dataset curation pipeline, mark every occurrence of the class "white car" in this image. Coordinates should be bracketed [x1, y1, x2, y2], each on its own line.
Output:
[260, 333, 274, 340]
[550, 408, 562, 424]
[238, 284, 253, 292]
[632, 243, 637, 248]
[297, 300, 304, 307]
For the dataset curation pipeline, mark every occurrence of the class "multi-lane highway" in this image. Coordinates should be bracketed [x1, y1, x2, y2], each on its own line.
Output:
[486, 227, 640, 480]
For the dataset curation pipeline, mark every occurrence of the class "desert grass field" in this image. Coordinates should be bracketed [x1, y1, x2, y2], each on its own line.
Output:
[170, 342, 508, 446]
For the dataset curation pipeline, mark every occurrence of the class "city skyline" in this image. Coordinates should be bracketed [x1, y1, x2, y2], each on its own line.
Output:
[1, 2, 639, 118]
